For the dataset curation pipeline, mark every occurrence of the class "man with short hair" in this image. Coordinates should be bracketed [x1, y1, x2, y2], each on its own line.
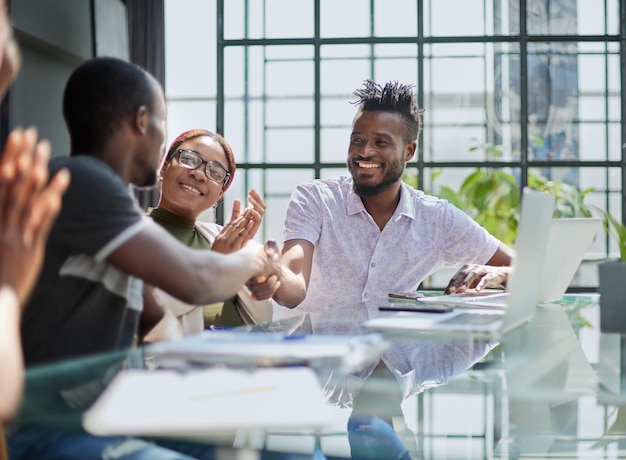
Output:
[246, 81, 513, 454]
[19, 57, 280, 366]
[248, 80, 512, 312]
[8, 57, 282, 460]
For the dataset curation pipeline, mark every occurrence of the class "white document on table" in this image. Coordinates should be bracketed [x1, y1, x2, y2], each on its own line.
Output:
[146, 330, 388, 370]
[83, 367, 334, 438]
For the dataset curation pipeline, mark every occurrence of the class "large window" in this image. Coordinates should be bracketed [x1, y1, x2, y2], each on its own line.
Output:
[165, 0, 623, 289]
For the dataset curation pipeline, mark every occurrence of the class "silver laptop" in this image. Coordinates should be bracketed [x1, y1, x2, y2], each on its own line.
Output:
[363, 188, 555, 336]
[418, 216, 601, 308]
[540, 217, 601, 302]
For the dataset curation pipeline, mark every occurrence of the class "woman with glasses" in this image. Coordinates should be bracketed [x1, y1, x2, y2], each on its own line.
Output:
[144, 129, 273, 341]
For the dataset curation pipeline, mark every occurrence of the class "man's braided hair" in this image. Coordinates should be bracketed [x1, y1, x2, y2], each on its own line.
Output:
[352, 80, 423, 143]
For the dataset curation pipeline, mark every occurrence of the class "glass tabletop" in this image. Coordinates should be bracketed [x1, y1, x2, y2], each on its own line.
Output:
[9, 293, 626, 459]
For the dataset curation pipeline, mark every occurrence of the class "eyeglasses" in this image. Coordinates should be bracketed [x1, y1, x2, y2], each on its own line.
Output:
[174, 149, 230, 184]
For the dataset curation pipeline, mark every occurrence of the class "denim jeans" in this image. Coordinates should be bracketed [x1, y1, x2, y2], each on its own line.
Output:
[8, 426, 204, 459]
[8, 426, 329, 460]
[347, 416, 412, 460]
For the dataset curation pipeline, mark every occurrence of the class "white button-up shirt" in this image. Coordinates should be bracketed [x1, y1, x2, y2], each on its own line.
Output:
[280, 176, 500, 319]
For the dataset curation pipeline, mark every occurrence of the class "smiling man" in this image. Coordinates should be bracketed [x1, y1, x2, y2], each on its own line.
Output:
[247, 79, 513, 313]
[245, 80, 514, 453]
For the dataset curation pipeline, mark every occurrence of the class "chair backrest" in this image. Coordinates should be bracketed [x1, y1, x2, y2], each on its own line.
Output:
[0, 424, 8, 460]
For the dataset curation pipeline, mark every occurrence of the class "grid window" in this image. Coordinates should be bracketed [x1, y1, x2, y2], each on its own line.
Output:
[165, 0, 626, 289]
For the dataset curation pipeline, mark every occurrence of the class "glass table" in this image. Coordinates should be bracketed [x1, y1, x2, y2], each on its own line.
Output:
[8, 293, 626, 459]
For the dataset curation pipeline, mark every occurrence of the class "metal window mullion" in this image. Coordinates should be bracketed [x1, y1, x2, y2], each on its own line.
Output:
[314, 0, 321, 179]
[519, 0, 529, 189]
[606, 0, 626, 226]
[216, 0, 225, 223]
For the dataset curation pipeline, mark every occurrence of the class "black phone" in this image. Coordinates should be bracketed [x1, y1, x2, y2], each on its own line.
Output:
[379, 302, 454, 313]
[388, 291, 424, 301]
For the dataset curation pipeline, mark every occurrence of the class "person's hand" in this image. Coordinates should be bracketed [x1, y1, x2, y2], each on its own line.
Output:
[0, 0, 20, 98]
[444, 264, 510, 295]
[246, 273, 280, 301]
[211, 189, 265, 254]
[0, 128, 70, 305]
[245, 239, 281, 300]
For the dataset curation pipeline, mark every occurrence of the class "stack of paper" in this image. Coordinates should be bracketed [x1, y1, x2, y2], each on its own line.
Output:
[146, 330, 388, 370]
[83, 367, 334, 438]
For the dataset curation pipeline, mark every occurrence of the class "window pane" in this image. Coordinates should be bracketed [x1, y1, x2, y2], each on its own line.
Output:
[425, 0, 514, 36]
[373, 44, 418, 85]
[578, 123, 607, 161]
[265, 0, 314, 38]
[583, 0, 620, 35]
[321, 127, 350, 164]
[225, 46, 314, 99]
[320, 55, 372, 97]
[226, 0, 314, 39]
[224, 169, 315, 243]
[266, 128, 314, 163]
[526, 0, 619, 35]
[373, 0, 417, 37]
[223, 47, 266, 99]
[223, 99, 263, 162]
[424, 43, 520, 163]
[320, 0, 371, 38]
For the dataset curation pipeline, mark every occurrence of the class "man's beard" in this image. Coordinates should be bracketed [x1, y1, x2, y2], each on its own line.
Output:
[350, 162, 404, 197]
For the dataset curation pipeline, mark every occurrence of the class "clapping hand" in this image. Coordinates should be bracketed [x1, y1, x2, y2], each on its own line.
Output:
[212, 189, 265, 254]
[0, 128, 70, 305]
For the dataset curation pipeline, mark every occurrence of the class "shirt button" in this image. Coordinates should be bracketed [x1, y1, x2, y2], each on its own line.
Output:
[364, 293, 369, 299]
[372, 232, 377, 238]
[371, 262, 375, 268]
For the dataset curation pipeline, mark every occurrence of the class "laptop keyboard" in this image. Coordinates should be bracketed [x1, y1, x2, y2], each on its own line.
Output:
[438, 312, 503, 326]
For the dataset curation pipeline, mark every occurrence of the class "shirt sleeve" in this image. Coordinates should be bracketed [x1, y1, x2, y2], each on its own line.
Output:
[49, 156, 146, 260]
[439, 201, 501, 266]
[283, 183, 323, 245]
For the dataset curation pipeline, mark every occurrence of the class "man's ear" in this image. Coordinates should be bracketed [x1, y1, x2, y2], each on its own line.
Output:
[405, 141, 416, 162]
[134, 105, 149, 135]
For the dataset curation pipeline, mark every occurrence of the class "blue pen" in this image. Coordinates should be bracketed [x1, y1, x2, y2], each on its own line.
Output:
[283, 333, 307, 341]
[209, 325, 233, 331]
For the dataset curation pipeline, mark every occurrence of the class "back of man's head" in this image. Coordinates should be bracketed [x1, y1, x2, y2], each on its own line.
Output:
[352, 80, 422, 143]
[63, 57, 155, 155]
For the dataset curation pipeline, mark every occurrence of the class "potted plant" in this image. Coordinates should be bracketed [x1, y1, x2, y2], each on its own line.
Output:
[595, 209, 626, 333]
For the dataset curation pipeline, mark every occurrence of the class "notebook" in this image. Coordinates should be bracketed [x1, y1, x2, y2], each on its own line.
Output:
[363, 188, 555, 336]
[146, 330, 388, 370]
[418, 216, 601, 308]
[83, 367, 334, 439]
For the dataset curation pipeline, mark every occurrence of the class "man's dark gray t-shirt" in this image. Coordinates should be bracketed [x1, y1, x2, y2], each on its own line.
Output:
[21, 155, 148, 365]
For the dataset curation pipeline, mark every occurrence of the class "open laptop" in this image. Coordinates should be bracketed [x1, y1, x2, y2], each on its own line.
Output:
[539, 217, 601, 302]
[363, 188, 555, 336]
[417, 216, 601, 308]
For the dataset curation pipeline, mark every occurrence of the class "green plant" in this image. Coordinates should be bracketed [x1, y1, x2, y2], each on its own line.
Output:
[528, 172, 594, 218]
[591, 207, 626, 262]
[402, 141, 594, 245]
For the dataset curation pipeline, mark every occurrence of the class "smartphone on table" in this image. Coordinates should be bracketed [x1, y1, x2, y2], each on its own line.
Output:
[379, 302, 454, 313]
[387, 291, 424, 301]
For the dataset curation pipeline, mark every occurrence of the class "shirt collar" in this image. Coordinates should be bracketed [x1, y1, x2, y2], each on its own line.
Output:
[346, 178, 416, 221]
